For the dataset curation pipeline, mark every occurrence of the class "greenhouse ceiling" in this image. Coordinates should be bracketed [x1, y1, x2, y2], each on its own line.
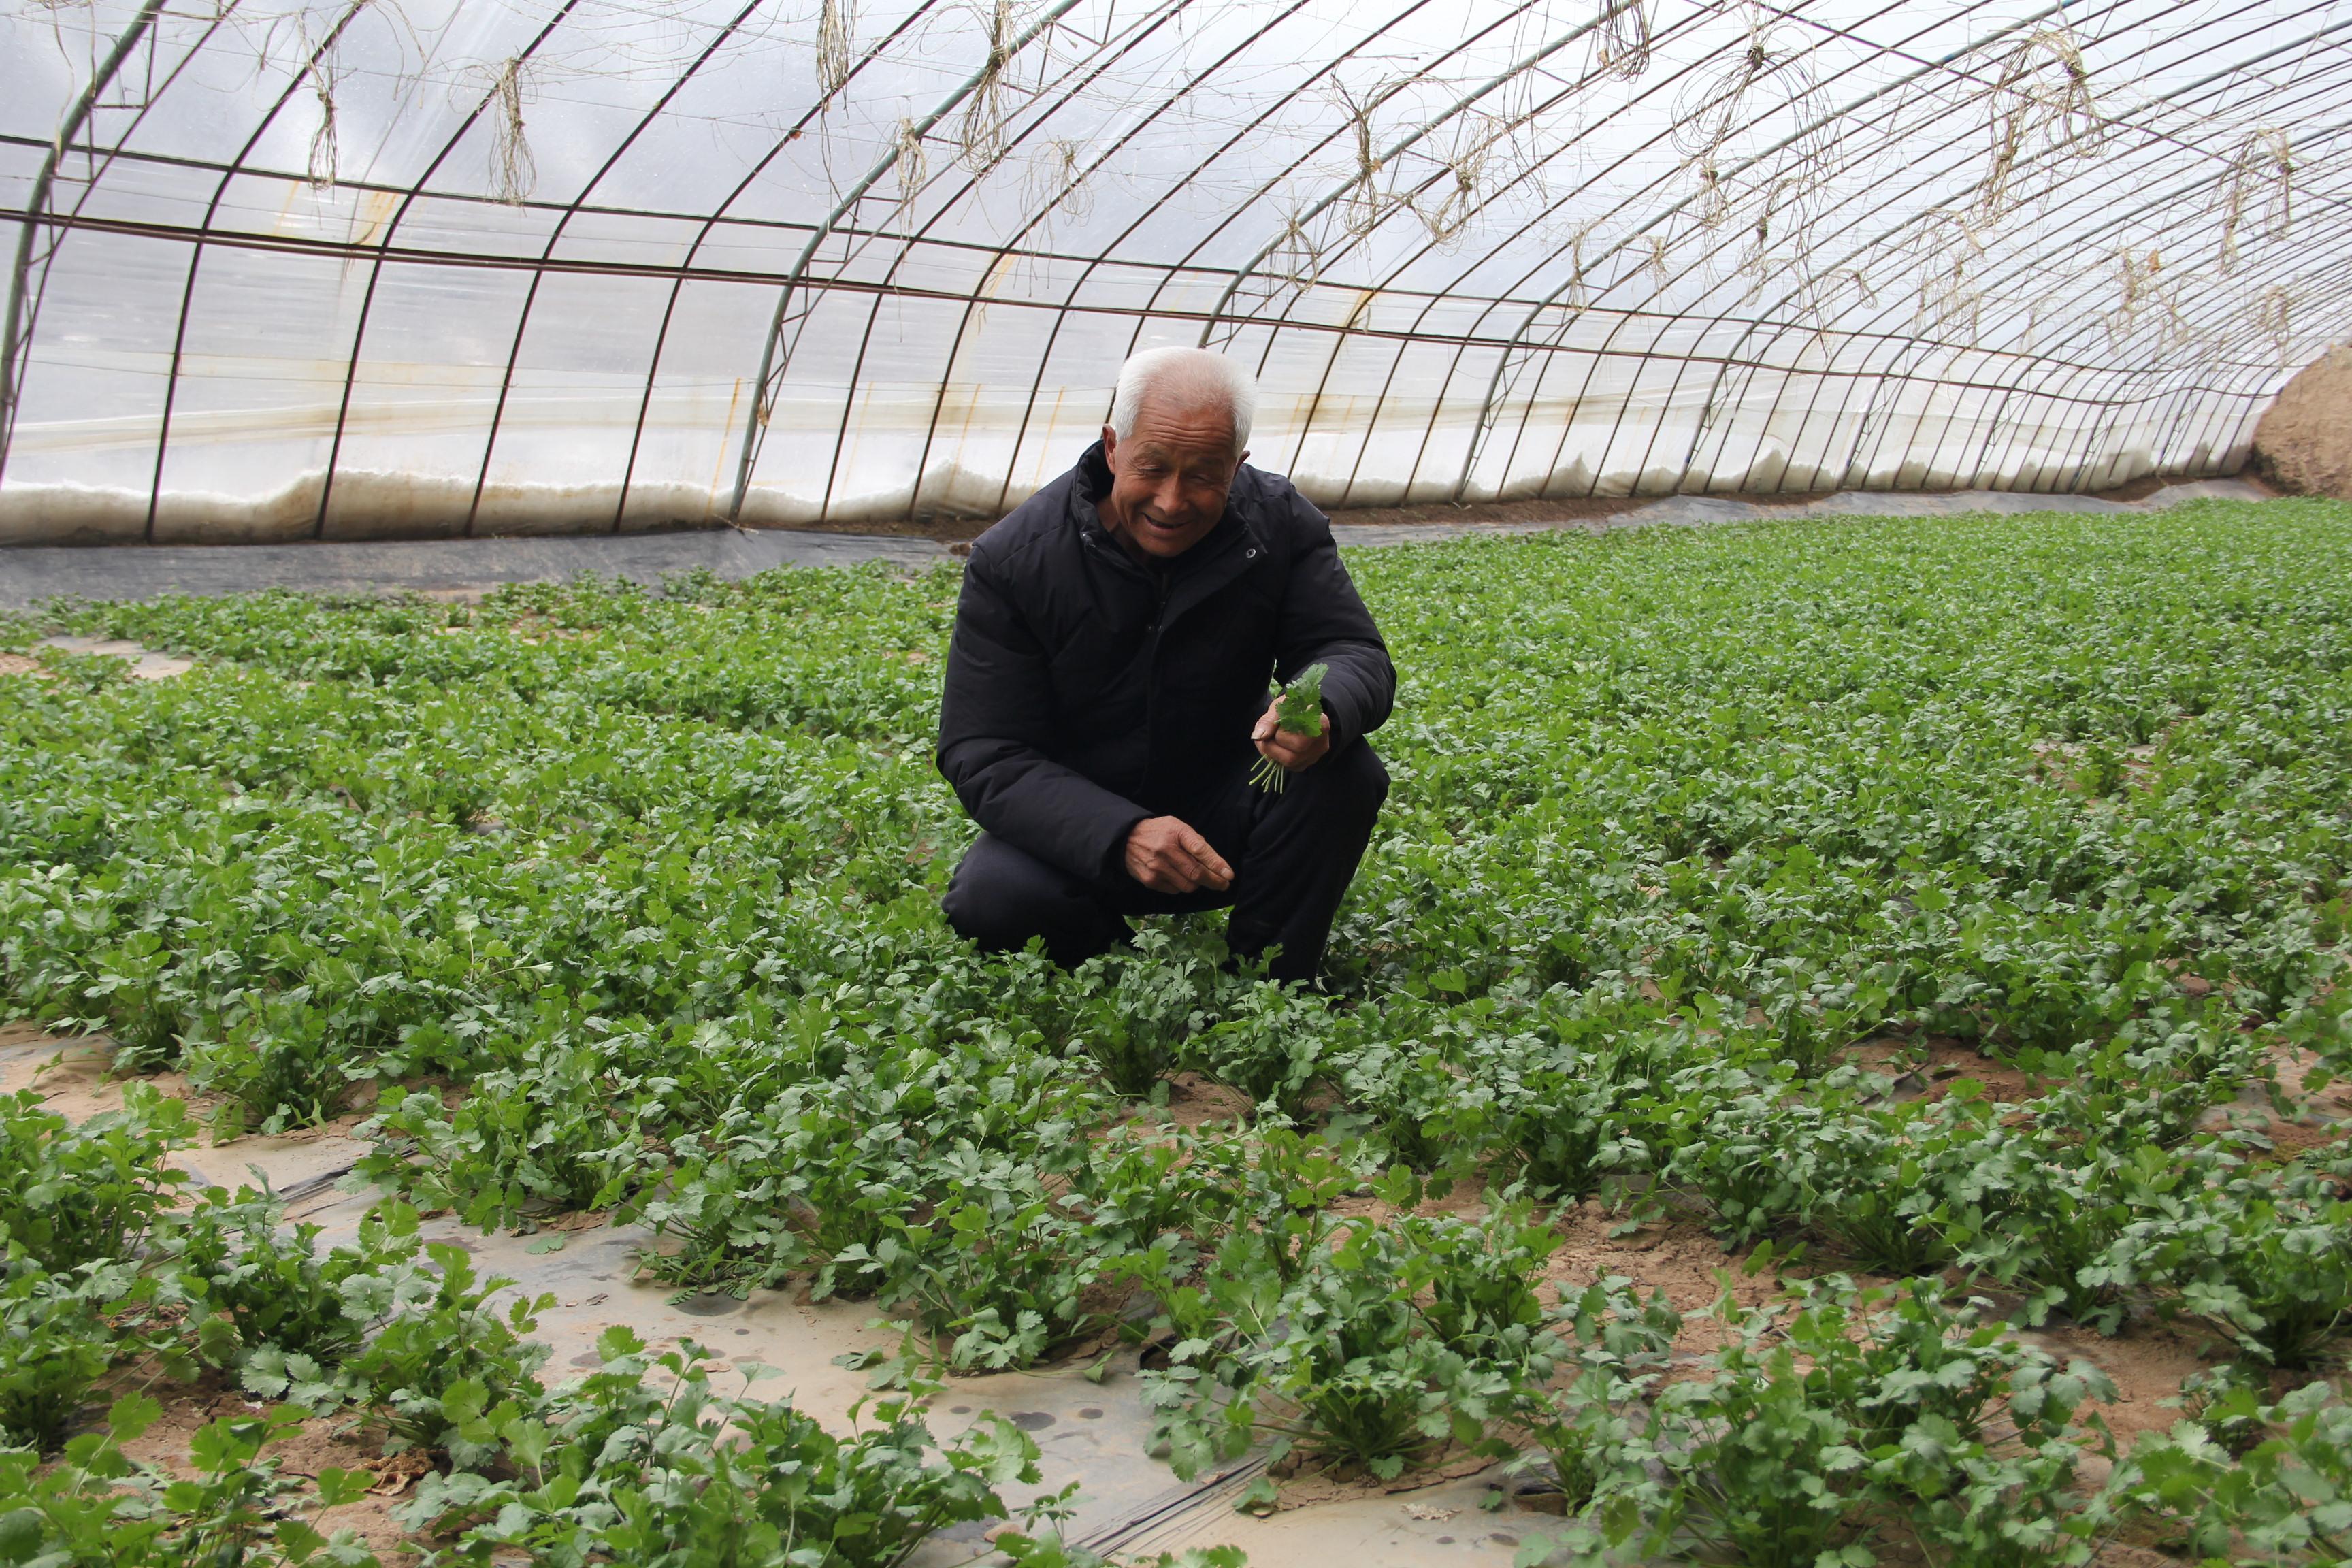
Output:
[2, 0, 2346, 543]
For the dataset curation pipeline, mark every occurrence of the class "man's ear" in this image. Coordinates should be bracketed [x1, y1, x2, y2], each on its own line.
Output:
[1100, 425, 1120, 464]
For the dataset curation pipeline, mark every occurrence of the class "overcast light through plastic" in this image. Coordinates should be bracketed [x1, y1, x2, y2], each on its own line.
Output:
[1, 0, 2344, 544]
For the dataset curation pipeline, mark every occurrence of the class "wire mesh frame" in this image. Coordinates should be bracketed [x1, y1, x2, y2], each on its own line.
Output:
[1201, 0, 2349, 504]
[2, 0, 2345, 541]
[757, 0, 2172, 515]
[836, 0, 1563, 525]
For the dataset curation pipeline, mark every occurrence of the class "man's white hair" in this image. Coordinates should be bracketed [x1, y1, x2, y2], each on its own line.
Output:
[1108, 346, 1258, 454]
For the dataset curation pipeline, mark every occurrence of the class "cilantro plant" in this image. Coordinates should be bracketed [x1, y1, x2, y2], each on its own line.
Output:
[0, 1085, 191, 1273]
[0, 1392, 380, 1566]
[406, 1328, 1068, 1568]
[1520, 1277, 2115, 1568]
[5, 499, 2352, 1550]
[1250, 662, 1326, 793]
[1143, 1190, 1557, 1482]
[2101, 1379, 2352, 1565]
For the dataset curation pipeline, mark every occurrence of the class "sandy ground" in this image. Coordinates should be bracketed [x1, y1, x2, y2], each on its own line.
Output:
[2252, 344, 2352, 500]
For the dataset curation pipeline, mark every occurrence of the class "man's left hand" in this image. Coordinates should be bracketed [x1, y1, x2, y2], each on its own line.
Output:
[1253, 697, 1330, 772]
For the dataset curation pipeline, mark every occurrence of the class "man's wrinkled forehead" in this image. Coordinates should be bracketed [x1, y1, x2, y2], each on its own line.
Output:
[1124, 393, 1243, 461]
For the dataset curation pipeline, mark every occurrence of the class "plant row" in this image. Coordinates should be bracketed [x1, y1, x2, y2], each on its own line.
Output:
[0, 1086, 1232, 1568]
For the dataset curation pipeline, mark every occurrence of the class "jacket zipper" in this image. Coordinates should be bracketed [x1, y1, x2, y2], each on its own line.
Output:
[1141, 568, 1172, 788]
[1083, 517, 1254, 800]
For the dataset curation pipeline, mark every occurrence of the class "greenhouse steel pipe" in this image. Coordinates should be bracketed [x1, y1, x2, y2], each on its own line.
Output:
[781, 0, 1196, 522]
[892, 0, 1309, 519]
[921, 0, 1563, 517]
[465, 0, 772, 537]
[989, 0, 1468, 517]
[1281, 0, 2219, 501]
[0, 0, 167, 483]
[1712, 54, 2352, 495]
[1190, 7, 1613, 350]
[1765, 10, 2352, 350]
[1467, 0, 2239, 503]
[0, 2, 234, 533]
[1648, 19, 2352, 494]
[1622, 6, 2352, 361]
[1265, 0, 1929, 497]
[888, 0, 1554, 521]
[1132, 0, 1750, 510]
[146, 0, 383, 542]
[725, 0, 1087, 525]
[1221, 0, 1852, 501]
[4, 0, 2345, 537]
[614, 0, 947, 531]
[1445, 1, 2072, 500]
[313, 0, 591, 537]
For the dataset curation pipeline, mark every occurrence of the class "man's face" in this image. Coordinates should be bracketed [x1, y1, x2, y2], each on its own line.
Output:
[1098, 397, 1247, 560]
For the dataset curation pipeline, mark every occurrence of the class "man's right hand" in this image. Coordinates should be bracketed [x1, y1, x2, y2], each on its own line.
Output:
[1124, 816, 1234, 894]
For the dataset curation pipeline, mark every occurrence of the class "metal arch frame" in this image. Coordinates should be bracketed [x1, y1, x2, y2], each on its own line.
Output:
[897, 0, 1278, 518]
[981, 0, 1483, 514]
[736, 0, 1506, 523]
[1262, 0, 1831, 507]
[1139, 0, 1624, 376]
[8, 0, 2351, 536]
[611, 0, 951, 532]
[1659, 4, 2352, 496]
[1514, 0, 2342, 495]
[1188, 5, 1620, 352]
[834, 0, 1561, 521]
[1086, 0, 1592, 508]
[312, 0, 593, 538]
[764, 0, 1189, 525]
[1814, 133, 2352, 493]
[1514, 0, 2082, 502]
[1330, 10, 1833, 503]
[1443, 0, 2076, 503]
[1678, 11, 2352, 497]
[1213, 0, 2333, 510]
[0, 0, 168, 480]
[144, 0, 385, 541]
[461, 0, 772, 538]
[0, 1, 239, 523]
[869, 0, 1328, 524]
[1637, 4, 2296, 495]
[742, 0, 1526, 523]
[723, 0, 1085, 524]
[1169, 0, 2268, 505]
[1183, 0, 1843, 507]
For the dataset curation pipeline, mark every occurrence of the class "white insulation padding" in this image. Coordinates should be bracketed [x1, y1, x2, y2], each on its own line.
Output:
[2, 0, 2344, 544]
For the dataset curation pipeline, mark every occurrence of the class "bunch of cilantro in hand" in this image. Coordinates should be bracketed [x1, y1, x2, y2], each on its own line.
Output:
[1250, 663, 1327, 794]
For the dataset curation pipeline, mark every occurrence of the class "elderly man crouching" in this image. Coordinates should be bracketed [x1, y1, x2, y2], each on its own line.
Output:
[934, 347, 1396, 984]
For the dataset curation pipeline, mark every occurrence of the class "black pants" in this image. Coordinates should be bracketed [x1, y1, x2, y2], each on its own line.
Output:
[943, 742, 1388, 983]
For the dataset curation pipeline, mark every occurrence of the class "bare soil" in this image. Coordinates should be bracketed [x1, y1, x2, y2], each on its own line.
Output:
[1844, 1034, 2045, 1103]
[2251, 344, 2352, 500]
[1146, 1069, 1255, 1129]
[108, 1377, 423, 1563]
[0, 1026, 196, 1121]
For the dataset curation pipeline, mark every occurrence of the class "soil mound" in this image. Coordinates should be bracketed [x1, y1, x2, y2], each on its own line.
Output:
[2251, 344, 2352, 500]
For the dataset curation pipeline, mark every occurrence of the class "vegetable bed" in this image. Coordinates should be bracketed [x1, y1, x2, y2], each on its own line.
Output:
[2, 495, 2349, 1567]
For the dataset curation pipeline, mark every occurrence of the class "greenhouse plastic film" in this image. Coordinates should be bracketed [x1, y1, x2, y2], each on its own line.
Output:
[2, 0, 2342, 544]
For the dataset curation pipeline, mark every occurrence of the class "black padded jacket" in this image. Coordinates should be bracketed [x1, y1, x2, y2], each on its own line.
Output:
[936, 442, 1395, 885]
